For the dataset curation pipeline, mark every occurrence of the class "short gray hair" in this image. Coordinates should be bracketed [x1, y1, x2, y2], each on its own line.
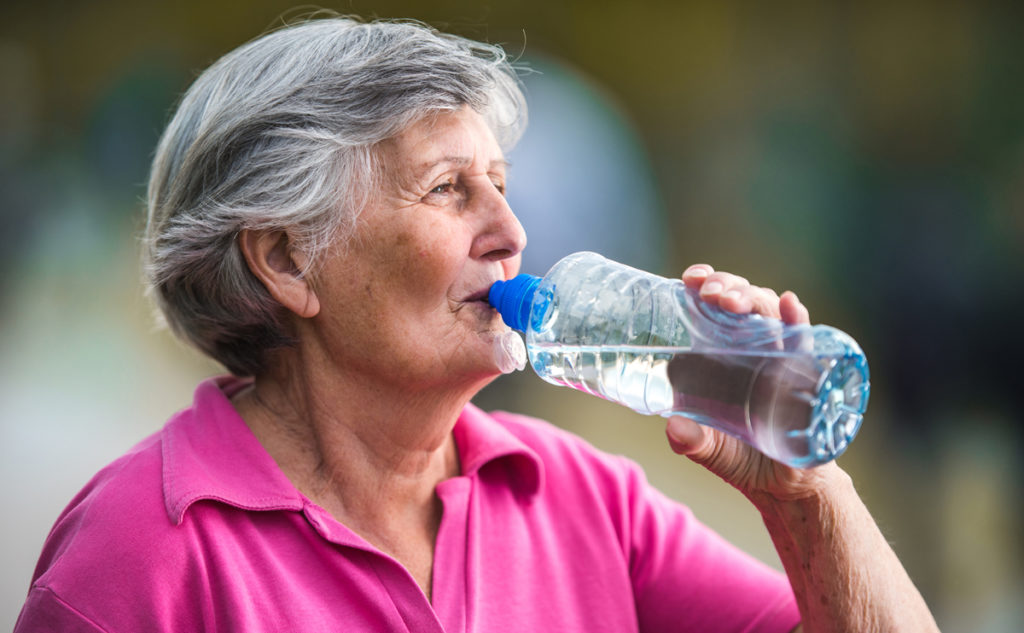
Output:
[145, 16, 527, 376]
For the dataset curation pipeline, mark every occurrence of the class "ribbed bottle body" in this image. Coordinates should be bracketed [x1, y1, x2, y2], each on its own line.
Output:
[522, 252, 868, 467]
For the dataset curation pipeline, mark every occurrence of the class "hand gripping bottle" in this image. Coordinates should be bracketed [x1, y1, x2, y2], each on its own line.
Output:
[488, 252, 869, 468]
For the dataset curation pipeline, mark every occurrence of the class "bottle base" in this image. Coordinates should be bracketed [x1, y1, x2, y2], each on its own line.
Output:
[785, 349, 870, 467]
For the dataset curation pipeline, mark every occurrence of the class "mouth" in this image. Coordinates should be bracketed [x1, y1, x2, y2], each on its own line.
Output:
[463, 287, 492, 304]
[453, 283, 503, 320]
[460, 274, 505, 305]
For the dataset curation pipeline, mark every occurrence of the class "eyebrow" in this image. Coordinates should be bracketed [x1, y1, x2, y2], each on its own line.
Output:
[414, 156, 511, 178]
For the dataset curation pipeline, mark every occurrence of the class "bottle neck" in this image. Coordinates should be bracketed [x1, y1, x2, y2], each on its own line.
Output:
[487, 274, 541, 332]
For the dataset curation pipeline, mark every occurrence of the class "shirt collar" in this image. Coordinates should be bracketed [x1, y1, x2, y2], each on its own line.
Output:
[162, 378, 544, 524]
[162, 376, 303, 525]
[454, 403, 545, 497]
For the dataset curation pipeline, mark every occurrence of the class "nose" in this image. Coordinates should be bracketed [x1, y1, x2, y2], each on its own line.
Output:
[470, 184, 527, 262]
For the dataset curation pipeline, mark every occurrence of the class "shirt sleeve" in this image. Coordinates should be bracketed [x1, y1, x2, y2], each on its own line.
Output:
[15, 586, 110, 633]
[621, 459, 801, 633]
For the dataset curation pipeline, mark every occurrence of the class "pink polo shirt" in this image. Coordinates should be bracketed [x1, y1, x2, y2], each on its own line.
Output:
[17, 377, 800, 632]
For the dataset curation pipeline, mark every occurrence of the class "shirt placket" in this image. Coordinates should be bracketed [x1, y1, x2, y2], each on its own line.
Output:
[301, 500, 450, 632]
[431, 476, 471, 633]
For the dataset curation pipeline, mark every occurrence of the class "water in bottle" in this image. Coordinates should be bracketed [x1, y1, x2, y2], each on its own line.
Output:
[487, 251, 869, 468]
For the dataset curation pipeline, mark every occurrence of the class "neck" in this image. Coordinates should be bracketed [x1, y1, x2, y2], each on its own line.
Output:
[238, 348, 493, 599]
[234, 351, 485, 601]
[235, 356, 478, 516]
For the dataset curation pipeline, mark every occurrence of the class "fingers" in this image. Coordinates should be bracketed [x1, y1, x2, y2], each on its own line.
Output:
[684, 266, 754, 306]
[779, 290, 810, 325]
[686, 269, 770, 316]
[702, 273, 752, 312]
[682, 264, 809, 322]
[682, 264, 713, 288]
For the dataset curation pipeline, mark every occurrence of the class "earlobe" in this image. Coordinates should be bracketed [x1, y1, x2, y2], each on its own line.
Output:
[238, 229, 321, 319]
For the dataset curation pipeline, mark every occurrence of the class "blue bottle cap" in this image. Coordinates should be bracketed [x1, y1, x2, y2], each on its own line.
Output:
[487, 274, 541, 332]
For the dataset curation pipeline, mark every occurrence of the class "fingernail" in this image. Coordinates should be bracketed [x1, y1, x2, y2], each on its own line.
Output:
[703, 281, 723, 294]
[723, 289, 742, 300]
[687, 267, 709, 279]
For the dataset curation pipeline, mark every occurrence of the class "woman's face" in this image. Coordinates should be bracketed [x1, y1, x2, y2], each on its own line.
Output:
[309, 106, 527, 389]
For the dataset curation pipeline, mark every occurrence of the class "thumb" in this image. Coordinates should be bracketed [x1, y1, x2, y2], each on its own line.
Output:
[666, 415, 776, 497]
[665, 416, 715, 460]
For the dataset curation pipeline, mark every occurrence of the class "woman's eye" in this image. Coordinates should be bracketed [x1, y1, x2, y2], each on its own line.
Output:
[430, 182, 453, 195]
[493, 181, 506, 196]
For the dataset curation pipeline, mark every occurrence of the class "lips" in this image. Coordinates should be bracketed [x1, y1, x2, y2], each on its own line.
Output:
[462, 282, 499, 304]
[463, 288, 491, 303]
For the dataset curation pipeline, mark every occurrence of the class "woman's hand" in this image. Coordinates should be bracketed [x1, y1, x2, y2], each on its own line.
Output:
[671, 266, 941, 632]
[664, 264, 840, 504]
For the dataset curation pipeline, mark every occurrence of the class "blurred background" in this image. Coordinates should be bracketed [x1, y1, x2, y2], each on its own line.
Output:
[2, 1, 1022, 630]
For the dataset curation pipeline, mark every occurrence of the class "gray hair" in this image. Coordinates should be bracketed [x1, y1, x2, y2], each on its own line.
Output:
[144, 16, 527, 376]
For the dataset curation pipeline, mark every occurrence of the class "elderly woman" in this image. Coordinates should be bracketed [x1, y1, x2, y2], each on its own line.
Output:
[17, 17, 937, 633]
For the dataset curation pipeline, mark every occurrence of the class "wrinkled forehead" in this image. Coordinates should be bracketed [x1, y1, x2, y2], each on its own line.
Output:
[376, 107, 507, 178]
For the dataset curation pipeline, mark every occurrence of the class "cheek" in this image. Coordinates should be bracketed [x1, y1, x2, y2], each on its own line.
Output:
[389, 227, 466, 295]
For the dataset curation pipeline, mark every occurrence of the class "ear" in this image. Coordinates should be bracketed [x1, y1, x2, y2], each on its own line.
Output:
[238, 229, 320, 319]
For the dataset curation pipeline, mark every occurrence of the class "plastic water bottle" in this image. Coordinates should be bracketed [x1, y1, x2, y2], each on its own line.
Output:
[487, 251, 869, 468]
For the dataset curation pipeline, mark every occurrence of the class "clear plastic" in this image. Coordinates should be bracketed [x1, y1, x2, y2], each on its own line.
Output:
[488, 251, 870, 468]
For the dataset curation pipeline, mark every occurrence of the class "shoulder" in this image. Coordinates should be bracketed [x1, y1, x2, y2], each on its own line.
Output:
[37, 431, 168, 572]
[24, 425, 201, 631]
[31, 427, 170, 569]
[480, 412, 798, 631]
